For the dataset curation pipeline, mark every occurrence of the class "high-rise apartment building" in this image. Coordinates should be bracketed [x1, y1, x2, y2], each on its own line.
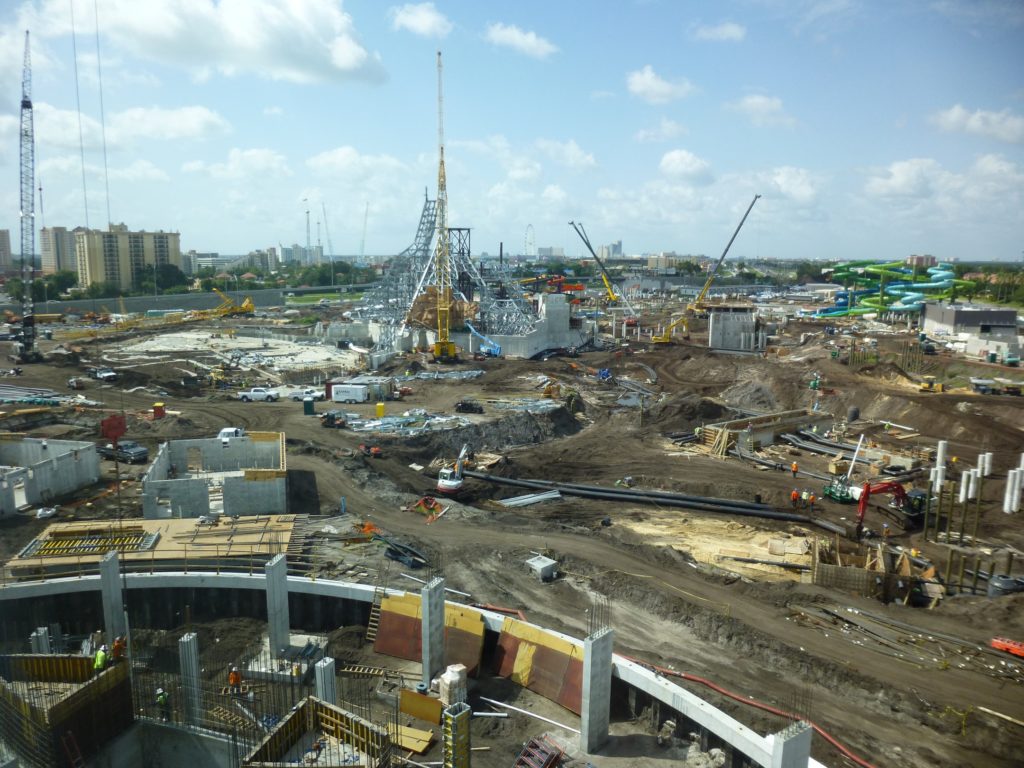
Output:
[75, 223, 182, 291]
[40, 226, 83, 274]
[0, 229, 11, 271]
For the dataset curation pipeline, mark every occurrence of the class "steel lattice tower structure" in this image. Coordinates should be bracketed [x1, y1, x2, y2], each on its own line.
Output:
[19, 31, 36, 360]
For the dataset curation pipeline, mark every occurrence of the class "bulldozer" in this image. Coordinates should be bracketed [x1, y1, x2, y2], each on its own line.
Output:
[919, 375, 945, 393]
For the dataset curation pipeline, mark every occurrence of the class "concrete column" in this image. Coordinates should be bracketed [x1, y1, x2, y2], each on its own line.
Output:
[420, 576, 445, 686]
[315, 657, 337, 705]
[769, 721, 812, 768]
[100, 551, 127, 640]
[264, 554, 290, 656]
[29, 627, 51, 654]
[581, 627, 614, 753]
[179, 632, 202, 726]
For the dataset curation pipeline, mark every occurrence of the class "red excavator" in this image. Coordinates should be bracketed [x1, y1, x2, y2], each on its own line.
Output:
[855, 481, 926, 539]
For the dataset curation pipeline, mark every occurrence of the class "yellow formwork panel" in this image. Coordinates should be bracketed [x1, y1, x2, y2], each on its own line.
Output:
[500, 617, 579, 658]
[510, 641, 536, 686]
[380, 592, 422, 619]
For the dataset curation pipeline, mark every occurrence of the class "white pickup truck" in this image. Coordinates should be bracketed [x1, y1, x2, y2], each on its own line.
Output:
[238, 387, 280, 402]
[290, 386, 325, 401]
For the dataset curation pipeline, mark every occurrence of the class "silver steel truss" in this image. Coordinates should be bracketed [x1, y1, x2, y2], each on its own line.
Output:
[358, 194, 538, 351]
[358, 192, 437, 328]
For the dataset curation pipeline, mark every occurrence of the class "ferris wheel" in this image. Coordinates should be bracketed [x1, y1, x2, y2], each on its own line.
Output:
[524, 224, 536, 258]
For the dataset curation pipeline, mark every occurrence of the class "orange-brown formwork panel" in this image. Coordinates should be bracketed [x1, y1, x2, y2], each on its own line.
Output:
[373, 595, 484, 674]
[492, 619, 584, 715]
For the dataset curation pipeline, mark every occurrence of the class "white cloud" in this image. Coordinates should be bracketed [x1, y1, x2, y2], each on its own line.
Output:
[484, 23, 558, 59]
[692, 22, 746, 41]
[508, 157, 541, 182]
[110, 106, 230, 142]
[34, 102, 229, 149]
[635, 118, 685, 143]
[108, 159, 169, 182]
[263, 106, 283, 117]
[87, 0, 385, 84]
[541, 185, 567, 205]
[38, 154, 168, 182]
[659, 149, 712, 182]
[865, 158, 945, 198]
[389, 3, 452, 37]
[931, 104, 1024, 144]
[728, 95, 796, 127]
[535, 139, 596, 170]
[766, 166, 818, 204]
[627, 65, 694, 105]
[184, 148, 292, 180]
[307, 146, 406, 177]
[34, 103, 104, 150]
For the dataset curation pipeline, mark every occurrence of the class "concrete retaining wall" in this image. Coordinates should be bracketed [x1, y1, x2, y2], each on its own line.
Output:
[142, 438, 285, 519]
[0, 573, 824, 768]
[0, 438, 100, 516]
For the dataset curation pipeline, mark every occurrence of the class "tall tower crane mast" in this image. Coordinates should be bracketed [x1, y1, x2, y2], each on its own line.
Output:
[432, 51, 457, 361]
[19, 31, 39, 362]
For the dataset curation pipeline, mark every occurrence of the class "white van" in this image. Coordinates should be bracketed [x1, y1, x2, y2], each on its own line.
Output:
[330, 384, 369, 404]
[218, 427, 246, 440]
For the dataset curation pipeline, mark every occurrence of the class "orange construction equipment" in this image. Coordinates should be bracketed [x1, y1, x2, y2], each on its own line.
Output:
[990, 637, 1024, 658]
[410, 496, 444, 515]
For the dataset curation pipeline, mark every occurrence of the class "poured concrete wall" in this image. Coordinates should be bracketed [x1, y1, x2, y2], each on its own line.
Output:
[165, 437, 281, 473]
[142, 437, 285, 519]
[97, 721, 236, 768]
[709, 310, 765, 352]
[484, 294, 596, 359]
[223, 475, 286, 516]
[143, 478, 211, 519]
[0, 438, 100, 516]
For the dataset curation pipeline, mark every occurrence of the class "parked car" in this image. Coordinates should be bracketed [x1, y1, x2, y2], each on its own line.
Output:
[291, 387, 325, 401]
[238, 387, 280, 402]
[97, 440, 149, 464]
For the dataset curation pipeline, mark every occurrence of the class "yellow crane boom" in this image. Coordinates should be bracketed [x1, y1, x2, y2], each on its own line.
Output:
[688, 194, 761, 315]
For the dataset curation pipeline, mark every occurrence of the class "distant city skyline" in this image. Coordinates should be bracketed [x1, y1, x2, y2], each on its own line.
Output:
[1, 1, 1022, 262]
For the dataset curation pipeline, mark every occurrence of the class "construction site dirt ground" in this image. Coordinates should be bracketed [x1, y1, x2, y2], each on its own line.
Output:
[2, 317, 1024, 768]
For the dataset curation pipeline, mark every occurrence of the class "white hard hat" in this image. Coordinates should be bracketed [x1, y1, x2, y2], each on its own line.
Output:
[232, 666, 238, 671]
[156, 687, 163, 694]
[101, 644, 108, 651]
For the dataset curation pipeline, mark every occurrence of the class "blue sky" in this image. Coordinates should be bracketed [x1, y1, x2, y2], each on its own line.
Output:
[1, 0, 1022, 262]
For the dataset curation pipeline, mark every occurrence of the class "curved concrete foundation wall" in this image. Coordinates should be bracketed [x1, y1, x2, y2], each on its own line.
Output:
[0, 573, 824, 767]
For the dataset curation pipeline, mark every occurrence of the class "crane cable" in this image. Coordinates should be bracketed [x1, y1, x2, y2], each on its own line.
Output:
[68, 0, 90, 228]
[620, 653, 879, 768]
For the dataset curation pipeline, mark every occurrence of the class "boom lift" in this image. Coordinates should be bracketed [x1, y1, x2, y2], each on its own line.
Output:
[687, 194, 760, 316]
[568, 221, 637, 317]
[437, 444, 470, 495]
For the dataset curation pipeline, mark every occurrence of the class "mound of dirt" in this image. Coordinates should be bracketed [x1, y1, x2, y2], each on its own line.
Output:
[719, 379, 779, 411]
[648, 394, 726, 432]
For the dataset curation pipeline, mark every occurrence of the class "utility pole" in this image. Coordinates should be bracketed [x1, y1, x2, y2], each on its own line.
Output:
[321, 202, 336, 288]
[303, 198, 312, 266]
[360, 201, 369, 264]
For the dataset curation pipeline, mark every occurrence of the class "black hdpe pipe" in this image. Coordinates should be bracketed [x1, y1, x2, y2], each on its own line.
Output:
[465, 471, 846, 534]
[490, 474, 777, 513]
